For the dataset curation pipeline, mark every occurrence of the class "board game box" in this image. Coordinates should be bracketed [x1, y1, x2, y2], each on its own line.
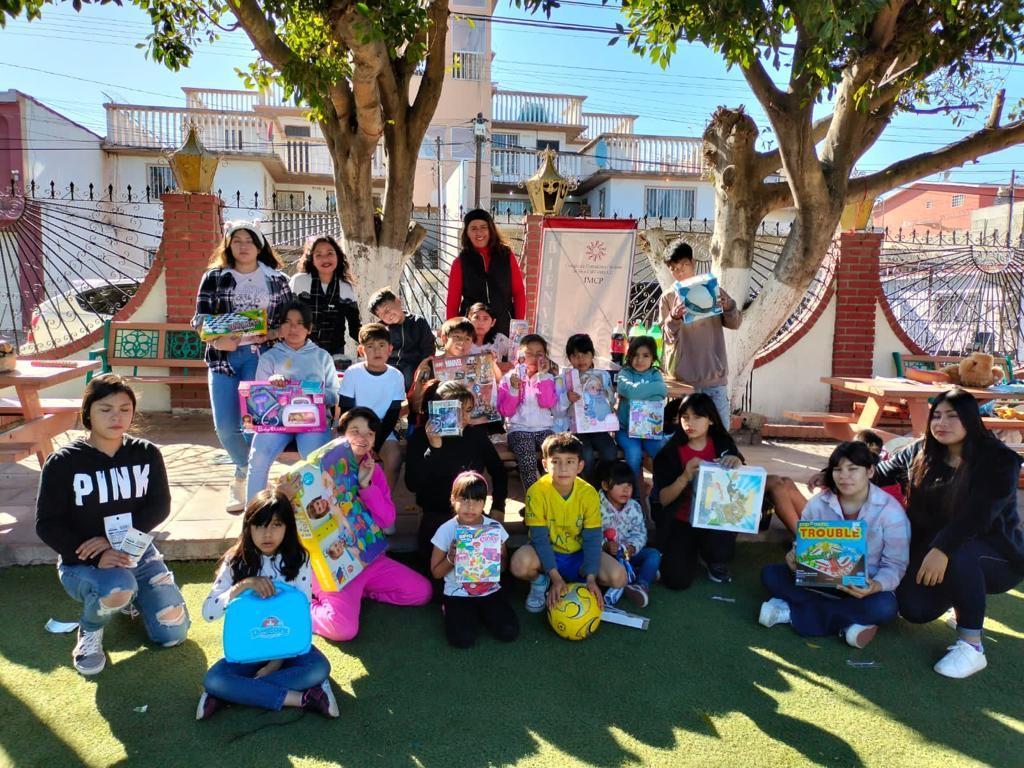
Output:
[198, 309, 268, 341]
[794, 520, 868, 588]
[691, 463, 767, 534]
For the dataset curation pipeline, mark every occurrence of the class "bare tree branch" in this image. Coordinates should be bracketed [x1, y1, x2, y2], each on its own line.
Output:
[854, 120, 1024, 201]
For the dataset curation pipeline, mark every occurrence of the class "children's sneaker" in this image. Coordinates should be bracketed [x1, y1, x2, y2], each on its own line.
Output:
[844, 623, 878, 649]
[72, 628, 105, 676]
[302, 680, 340, 717]
[226, 477, 246, 514]
[604, 587, 623, 607]
[934, 640, 987, 679]
[525, 574, 550, 613]
[704, 562, 733, 584]
[758, 598, 791, 628]
[195, 691, 225, 721]
[624, 583, 650, 609]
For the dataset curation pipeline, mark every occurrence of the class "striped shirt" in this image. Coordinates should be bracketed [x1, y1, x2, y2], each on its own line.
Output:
[800, 484, 911, 592]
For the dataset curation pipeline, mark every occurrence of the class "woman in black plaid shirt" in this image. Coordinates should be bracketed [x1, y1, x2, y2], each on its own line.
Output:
[288, 235, 360, 362]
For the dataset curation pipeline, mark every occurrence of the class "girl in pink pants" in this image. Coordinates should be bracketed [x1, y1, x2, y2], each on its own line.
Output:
[311, 408, 431, 642]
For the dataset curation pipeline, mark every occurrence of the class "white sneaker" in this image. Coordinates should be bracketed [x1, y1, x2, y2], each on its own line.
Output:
[758, 598, 791, 628]
[934, 640, 987, 679]
[605, 587, 623, 607]
[72, 628, 106, 676]
[226, 477, 246, 514]
[526, 574, 549, 613]
[321, 679, 340, 718]
[844, 623, 878, 649]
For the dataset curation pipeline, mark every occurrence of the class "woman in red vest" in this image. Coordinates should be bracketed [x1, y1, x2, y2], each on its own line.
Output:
[446, 209, 526, 337]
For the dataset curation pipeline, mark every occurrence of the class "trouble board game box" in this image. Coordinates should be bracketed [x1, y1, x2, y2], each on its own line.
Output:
[794, 520, 868, 588]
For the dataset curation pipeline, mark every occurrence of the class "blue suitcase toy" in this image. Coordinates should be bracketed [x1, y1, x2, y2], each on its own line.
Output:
[223, 581, 312, 664]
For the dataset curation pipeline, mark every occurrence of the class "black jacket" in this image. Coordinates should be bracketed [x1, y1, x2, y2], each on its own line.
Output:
[457, 246, 514, 336]
[388, 313, 437, 391]
[404, 424, 508, 515]
[652, 430, 744, 523]
[875, 439, 1024, 569]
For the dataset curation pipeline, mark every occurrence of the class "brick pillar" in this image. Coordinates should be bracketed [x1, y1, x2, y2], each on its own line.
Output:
[521, 214, 544, 329]
[830, 230, 883, 413]
[159, 192, 223, 409]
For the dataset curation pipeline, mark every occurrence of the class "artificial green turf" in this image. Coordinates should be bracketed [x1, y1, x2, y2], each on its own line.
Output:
[0, 545, 1021, 768]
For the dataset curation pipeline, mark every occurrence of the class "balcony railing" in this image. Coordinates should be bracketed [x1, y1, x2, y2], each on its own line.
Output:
[581, 113, 636, 140]
[491, 147, 588, 184]
[492, 90, 585, 126]
[451, 50, 486, 80]
[105, 105, 386, 178]
[586, 134, 704, 175]
[183, 85, 292, 112]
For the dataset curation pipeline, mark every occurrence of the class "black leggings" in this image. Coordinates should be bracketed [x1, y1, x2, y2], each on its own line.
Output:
[896, 538, 1024, 630]
[660, 518, 736, 591]
[442, 591, 519, 648]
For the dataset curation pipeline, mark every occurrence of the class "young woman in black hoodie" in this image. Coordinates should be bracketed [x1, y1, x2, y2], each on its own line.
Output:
[35, 374, 190, 676]
[405, 380, 509, 569]
[653, 392, 745, 588]
[874, 388, 1024, 679]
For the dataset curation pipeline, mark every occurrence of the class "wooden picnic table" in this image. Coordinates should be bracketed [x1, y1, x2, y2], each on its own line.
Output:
[820, 376, 1024, 440]
[0, 358, 100, 464]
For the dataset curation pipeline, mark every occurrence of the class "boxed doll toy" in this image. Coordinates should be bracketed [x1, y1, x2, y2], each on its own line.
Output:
[238, 380, 326, 433]
[277, 437, 389, 591]
[566, 368, 619, 434]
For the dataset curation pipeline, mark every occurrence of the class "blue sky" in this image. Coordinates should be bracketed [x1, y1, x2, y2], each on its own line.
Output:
[2, 2, 1023, 189]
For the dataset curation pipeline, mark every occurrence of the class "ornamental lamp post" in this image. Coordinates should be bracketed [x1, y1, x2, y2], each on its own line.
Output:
[522, 147, 577, 216]
[168, 124, 219, 194]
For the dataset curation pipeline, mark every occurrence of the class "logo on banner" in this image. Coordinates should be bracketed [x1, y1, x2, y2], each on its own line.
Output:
[585, 240, 607, 262]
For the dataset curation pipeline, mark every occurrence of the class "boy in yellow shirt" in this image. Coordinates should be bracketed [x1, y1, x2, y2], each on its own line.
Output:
[510, 433, 627, 612]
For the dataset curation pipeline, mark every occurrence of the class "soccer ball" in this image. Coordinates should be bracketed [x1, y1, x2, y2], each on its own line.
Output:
[547, 583, 602, 641]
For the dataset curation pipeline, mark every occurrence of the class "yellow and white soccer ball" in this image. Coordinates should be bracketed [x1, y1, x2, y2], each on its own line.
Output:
[547, 582, 602, 641]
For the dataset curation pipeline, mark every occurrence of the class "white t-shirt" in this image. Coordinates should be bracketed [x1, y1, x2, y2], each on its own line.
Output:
[228, 268, 271, 313]
[431, 516, 508, 598]
[340, 362, 406, 419]
[201, 554, 312, 622]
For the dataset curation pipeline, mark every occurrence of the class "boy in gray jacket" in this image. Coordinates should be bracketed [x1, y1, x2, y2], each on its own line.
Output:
[657, 242, 741, 427]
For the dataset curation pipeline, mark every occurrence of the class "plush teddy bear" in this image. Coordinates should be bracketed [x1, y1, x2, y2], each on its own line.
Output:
[939, 352, 1006, 388]
[0, 338, 15, 373]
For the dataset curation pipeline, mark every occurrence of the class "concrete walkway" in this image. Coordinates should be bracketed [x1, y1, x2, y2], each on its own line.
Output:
[2, 413, 836, 567]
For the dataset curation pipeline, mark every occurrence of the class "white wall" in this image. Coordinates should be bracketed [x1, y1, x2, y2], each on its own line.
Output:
[872, 302, 914, 376]
[587, 177, 715, 221]
[21, 98, 104, 191]
[751, 295, 836, 419]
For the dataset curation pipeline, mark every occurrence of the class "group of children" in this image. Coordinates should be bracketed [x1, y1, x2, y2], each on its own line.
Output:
[36, 227, 1022, 728]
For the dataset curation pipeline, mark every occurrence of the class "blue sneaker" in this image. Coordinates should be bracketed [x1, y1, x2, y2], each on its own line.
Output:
[526, 574, 549, 613]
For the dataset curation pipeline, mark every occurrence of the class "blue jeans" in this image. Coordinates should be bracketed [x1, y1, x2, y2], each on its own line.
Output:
[761, 563, 898, 636]
[204, 646, 330, 710]
[578, 432, 617, 484]
[694, 385, 730, 428]
[629, 547, 662, 589]
[616, 431, 666, 493]
[209, 346, 260, 478]
[246, 426, 334, 503]
[57, 544, 190, 643]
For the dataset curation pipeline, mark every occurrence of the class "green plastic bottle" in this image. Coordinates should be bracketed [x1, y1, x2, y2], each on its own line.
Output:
[628, 321, 647, 340]
[649, 322, 663, 363]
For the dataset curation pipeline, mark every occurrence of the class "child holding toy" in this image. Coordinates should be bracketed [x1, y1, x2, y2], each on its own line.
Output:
[557, 333, 617, 486]
[616, 335, 668, 498]
[197, 489, 338, 720]
[408, 316, 478, 421]
[245, 300, 340, 503]
[430, 472, 519, 648]
[468, 302, 514, 365]
[600, 460, 662, 608]
[309, 408, 432, 642]
[497, 334, 559, 493]
[510, 433, 627, 612]
[759, 441, 910, 649]
[653, 392, 743, 588]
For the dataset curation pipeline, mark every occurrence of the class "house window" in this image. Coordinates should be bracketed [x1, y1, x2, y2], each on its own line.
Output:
[284, 125, 311, 138]
[951, 194, 965, 208]
[147, 165, 175, 199]
[644, 187, 695, 219]
[224, 128, 243, 151]
[450, 127, 475, 160]
[492, 133, 520, 149]
[494, 198, 531, 216]
[537, 139, 560, 152]
[924, 200, 933, 209]
[419, 126, 445, 159]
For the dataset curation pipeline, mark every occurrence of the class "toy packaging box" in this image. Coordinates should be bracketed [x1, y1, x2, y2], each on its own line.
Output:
[223, 581, 312, 664]
[433, 352, 500, 422]
[794, 520, 868, 588]
[277, 437, 389, 591]
[238, 380, 326, 433]
[454, 524, 503, 585]
[673, 274, 723, 325]
[628, 398, 666, 439]
[428, 399, 462, 437]
[691, 464, 767, 534]
[508, 319, 529, 351]
[198, 309, 268, 341]
[566, 368, 619, 434]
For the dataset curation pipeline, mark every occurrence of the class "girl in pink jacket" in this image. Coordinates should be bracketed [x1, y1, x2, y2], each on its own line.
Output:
[497, 334, 559, 493]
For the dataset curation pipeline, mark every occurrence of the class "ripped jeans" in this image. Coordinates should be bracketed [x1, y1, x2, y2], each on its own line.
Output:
[57, 544, 191, 645]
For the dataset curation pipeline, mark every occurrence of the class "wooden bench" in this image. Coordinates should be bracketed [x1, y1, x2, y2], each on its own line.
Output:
[91, 321, 207, 386]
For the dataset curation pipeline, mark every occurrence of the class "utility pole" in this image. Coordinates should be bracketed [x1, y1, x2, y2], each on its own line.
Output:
[1007, 169, 1017, 246]
[473, 112, 488, 209]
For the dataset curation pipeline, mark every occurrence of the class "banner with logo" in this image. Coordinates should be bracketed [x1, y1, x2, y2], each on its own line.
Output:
[535, 218, 637, 365]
